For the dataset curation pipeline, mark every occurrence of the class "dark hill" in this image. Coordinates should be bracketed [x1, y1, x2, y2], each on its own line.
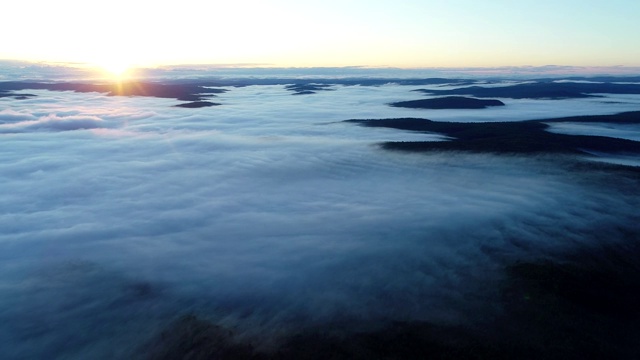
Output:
[174, 101, 220, 108]
[415, 82, 640, 99]
[390, 96, 505, 109]
[285, 84, 334, 95]
[345, 111, 640, 155]
[0, 81, 226, 102]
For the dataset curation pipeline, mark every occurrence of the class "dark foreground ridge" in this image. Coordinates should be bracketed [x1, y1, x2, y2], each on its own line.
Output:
[345, 111, 640, 157]
[142, 231, 640, 360]
[143, 315, 517, 360]
[389, 96, 505, 109]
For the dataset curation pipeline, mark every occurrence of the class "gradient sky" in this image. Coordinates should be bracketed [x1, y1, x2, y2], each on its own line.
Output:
[3, 0, 640, 69]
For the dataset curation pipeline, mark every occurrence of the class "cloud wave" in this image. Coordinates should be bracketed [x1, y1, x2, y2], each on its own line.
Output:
[0, 82, 639, 358]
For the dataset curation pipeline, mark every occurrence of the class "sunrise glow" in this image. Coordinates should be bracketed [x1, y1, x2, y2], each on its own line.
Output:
[95, 60, 132, 79]
[1, 0, 639, 69]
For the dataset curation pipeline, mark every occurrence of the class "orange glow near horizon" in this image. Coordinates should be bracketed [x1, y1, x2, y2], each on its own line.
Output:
[95, 60, 133, 80]
[2, 1, 639, 70]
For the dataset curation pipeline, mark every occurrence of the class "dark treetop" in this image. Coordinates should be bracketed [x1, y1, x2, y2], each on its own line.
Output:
[345, 111, 640, 155]
[389, 96, 505, 109]
[0, 81, 226, 103]
[414, 81, 640, 99]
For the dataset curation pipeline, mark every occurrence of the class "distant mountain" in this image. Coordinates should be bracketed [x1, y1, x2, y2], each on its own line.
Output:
[345, 111, 640, 156]
[389, 96, 505, 109]
[285, 84, 335, 95]
[174, 101, 220, 108]
[0, 81, 226, 102]
[415, 82, 640, 99]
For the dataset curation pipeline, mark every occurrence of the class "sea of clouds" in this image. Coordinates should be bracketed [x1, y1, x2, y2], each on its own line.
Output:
[1, 83, 639, 358]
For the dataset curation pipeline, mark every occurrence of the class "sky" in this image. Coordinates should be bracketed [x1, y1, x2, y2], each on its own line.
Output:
[3, 0, 640, 70]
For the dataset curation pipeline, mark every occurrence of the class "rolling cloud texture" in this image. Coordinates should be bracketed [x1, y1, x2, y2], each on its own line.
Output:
[1, 82, 639, 358]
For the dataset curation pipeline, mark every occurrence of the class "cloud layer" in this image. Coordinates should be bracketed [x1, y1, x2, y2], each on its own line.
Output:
[0, 83, 639, 358]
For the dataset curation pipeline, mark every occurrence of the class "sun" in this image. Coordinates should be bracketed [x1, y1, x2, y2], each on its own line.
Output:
[96, 60, 133, 79]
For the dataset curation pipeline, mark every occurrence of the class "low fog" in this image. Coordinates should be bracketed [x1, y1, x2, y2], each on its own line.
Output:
[1, 83, 639, 358]
[545, 121, 640, 141]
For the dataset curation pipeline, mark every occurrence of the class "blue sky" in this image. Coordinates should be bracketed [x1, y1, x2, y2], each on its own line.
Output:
[2, 0, 639, 69]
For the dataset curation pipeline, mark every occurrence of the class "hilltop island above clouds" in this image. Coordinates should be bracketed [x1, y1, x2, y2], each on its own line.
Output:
[347, 112, 640, 160]
[2, 76, 640, 163]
